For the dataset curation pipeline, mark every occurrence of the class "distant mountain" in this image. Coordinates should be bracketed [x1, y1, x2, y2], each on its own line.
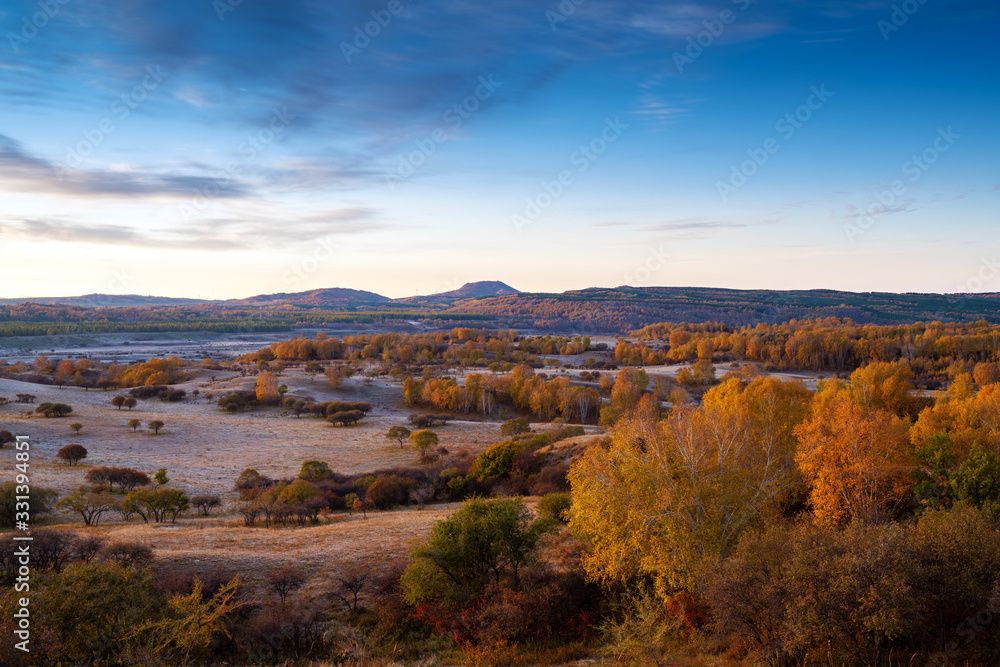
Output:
[4, 284, 998, 335]
[0, 294, 215, 307]
[228, 288, 392, 308]
[396, 281, 520, 306]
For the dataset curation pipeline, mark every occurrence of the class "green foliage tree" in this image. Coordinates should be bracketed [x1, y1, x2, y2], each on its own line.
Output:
[299, 460, 331, 481]
[536, 492, 572, 523]
[57, 487, 117, 526]
[471, 440, 522, 480]
[31, 562, 165, 664]
[401, 497, 548, 607]
[123, 488, 190, 523]
[0, 481, 57, 527]
[409, 429, 439, 455]
[500, 417, 531, 437]
[386, 425, 411, 448]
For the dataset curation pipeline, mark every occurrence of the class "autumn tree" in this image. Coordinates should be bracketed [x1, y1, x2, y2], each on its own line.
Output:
[191, 494, 222, 516]
[70, 422, 83, 435]
[254, 371, 279, 404]
[57, 488, 117, 526]
[794, 383, 913, 526]
[128, 419, 142, 432]
[268, 565, 306, 605]
[848, 361, 915, 417]
[124, 397, 137, 410]
[148, 420, 165, 434]
[331, 561, 371, 613]
[386, 426, 411, 448]
[409, 429, 439, 455]
[570, 377, 807, 594]
[56, 444, 88, 466]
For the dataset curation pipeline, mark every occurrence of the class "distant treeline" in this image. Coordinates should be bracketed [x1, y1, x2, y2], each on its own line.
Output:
[445, 286, 1000, 332]
[0, 303, 491, 337]
[240, 330, 597, 367]
[625, 317, 1000, 374]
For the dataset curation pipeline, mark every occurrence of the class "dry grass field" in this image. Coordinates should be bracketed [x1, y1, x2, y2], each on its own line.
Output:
[0, 370, 502, 497]
[0, 369, 509, 575]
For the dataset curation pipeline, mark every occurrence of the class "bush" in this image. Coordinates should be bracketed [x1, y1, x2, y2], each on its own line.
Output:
[35, 402, 72, 417]
[537, 492, 571, 523]
[100, 541, 154, 568]
[471, 440, 523, 480]
[326, 410, 364, 426]
[501, 417, 531, 437]
[299, 460, 331, 481]
[235, 468, 273, 497]
[161, 388, 186, 402]
[129, 385, 167, 399]
[85, 466, 151, 493]
[366, 475, 415, 510]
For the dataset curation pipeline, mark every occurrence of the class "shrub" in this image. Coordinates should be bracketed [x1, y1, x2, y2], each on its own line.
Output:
[161, 389, 186, 402]
[129, 385, 167, 399]
[366, 475, 414, 510]
[101, 541, 154, 568]
[471, 440, 523, 480]
[36, 402, 72, 418]
[326, 410, 364, 426]
[537, 492, 571, 523]
[299, 460, 332, 481]
[501, 417, 531, 437]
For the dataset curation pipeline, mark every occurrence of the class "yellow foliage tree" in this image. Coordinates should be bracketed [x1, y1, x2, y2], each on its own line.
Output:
[569, 377, 806, 594]
[794, 388, 912, 526]
[255, 372, 279, 403]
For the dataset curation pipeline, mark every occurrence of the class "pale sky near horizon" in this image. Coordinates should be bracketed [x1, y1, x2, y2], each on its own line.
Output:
[1, 0, 998, 300]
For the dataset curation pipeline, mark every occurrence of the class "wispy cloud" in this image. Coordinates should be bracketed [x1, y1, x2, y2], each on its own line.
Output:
[0, 206, 386, 251]
[0, 134, 252, 199]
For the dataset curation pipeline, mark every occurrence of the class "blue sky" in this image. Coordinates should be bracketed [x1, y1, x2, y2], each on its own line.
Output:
[1, 0, 997, 299]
